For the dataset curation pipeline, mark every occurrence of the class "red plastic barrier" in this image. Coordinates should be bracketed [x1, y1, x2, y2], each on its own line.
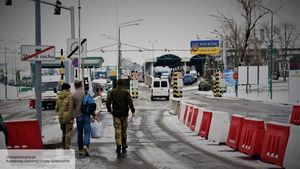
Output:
[290, 105, 300, 125]
[5, 119, 43, 149]
[182, 105, 189, 124]
[226, 114, 246, 150]
[29, 98, 35, 109]
[238, 118, 265, 157]
[187, 106, 194, 127]
[260, 122, 290, 167]
[198, 111, 212, 139]
[190, 108, 199, 132]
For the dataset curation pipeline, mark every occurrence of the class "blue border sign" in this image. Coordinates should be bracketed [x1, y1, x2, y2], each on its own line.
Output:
[190, 40, 219, 48]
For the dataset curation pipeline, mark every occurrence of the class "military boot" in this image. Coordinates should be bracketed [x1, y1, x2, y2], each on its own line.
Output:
[122, 144, 128, 154]
[116, 145, 121, 157]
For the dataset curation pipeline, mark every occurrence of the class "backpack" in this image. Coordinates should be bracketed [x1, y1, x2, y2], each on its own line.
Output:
[81, 94, 96, 115]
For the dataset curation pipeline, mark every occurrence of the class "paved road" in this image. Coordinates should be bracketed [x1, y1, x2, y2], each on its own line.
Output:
[182, 89, 292, 123]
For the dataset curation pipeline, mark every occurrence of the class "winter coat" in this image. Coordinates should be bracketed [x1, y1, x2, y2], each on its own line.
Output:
[106, 85, 135, 117]
[56, 90, 73, 124]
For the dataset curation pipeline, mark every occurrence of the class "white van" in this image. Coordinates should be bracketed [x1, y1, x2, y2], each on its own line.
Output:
[151, 78, 170, 101]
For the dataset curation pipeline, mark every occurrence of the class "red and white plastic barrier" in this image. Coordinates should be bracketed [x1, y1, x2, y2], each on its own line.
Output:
[190, 107, 199, 132]
[283, 125, 300, 169]
[5, 119, 43, 149]
[226, 114, 246, 150]
[182, 104, 191, 124]
[290, 105, 300, 125]
[176, 101, 299, 168]
[260, 122, 290, 167]
[194, 108, 204, 136]
[178, 101, 187, 122]
[199, 111, 212, 139]
[186, 106, 194, 127]
[238, 118, 265, 157]
[208, 111, 230, 144]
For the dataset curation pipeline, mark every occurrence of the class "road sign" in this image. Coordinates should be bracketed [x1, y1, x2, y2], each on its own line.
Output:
[72, 58, 79, 67]
[21, 45, 55, 61]
[233, 72, 238, 80]
[190, 40, 220, 55]
[67, 38, 87, 59]
[74, 67, 80, 80]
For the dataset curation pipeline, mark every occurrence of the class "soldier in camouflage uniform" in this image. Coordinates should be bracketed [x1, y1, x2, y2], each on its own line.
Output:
[55, 83, 74, 149]
[106, 79, 135, 157]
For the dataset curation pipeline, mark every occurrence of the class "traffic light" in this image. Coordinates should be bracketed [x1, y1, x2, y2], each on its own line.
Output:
[83, 77, 89, 92]
[54, 0, 61, 15]
[5, 0, 12, 6]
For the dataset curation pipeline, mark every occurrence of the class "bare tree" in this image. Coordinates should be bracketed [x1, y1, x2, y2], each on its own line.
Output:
[259, 22, 299, 81]
[212, 0, 270, 66]
[277, 23, 299, 81]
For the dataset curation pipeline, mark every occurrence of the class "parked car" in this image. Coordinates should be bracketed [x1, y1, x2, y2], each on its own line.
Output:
[183, 74, 195, 85]
[151, 78, 170, 101]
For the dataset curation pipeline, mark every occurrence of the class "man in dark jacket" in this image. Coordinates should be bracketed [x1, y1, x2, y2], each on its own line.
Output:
[106, 79, 135, 157]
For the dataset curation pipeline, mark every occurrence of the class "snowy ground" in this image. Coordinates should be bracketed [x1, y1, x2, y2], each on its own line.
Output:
[0, 84, 34, 100]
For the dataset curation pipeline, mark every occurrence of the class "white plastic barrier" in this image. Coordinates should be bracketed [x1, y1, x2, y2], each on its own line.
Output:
[208, 111, 230, 144]
[178, 101, 187, 122]
[184, 104, 193, 126]
[0, 132, 6, 149]
[283, 125, 300, 169]
[194, 108, 204, 135]
[169, 98, 181, 115]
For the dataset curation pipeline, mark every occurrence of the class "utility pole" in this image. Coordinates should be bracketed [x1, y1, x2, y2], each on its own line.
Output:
[270, 11, 273, 99]
[234, 24, 238, 97]
[35, 0, 42, 130]
[78, 0, 84, 81]
[259, 4, 282, 99]
[4, 46, 7, 99]
[148, 40, 157, 77]
[117, 19, 143, 79]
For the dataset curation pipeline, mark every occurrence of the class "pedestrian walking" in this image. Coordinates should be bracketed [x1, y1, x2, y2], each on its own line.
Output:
[106, 79, 135, 157]
[55, 83, 73, 149]
[70, 80, 95, 156]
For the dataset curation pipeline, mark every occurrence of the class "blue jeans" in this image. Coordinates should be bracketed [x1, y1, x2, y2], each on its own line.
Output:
[76, 114, 91, 150]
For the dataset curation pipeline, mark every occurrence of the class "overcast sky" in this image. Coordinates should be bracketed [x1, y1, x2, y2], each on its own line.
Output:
[1, 0, 300, 69]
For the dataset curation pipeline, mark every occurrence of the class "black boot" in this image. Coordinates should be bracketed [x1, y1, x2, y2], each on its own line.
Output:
[122, 144, 128, 154]
[116, 145, 121, 157]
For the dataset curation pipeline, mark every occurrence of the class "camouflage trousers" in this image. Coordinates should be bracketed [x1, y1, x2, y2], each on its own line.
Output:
[113, 116, 128, 146]
[60, 123, 73, 149]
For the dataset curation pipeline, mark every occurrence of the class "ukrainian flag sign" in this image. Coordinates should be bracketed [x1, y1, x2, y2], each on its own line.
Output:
[190, 40, 220, 55]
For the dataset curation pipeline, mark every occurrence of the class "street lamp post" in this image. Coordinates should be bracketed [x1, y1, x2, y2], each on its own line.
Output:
[117, 19, 143, 79]
[212, 30, 226, 70]
[259, 5, 281, 100]
[148, 40, 157, 77]
[4, 46, 7, 99]
[261, 6, 274, 99]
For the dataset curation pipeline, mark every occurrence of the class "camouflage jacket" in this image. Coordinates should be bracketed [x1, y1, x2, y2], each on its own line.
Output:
[56, 90, 73, 124]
